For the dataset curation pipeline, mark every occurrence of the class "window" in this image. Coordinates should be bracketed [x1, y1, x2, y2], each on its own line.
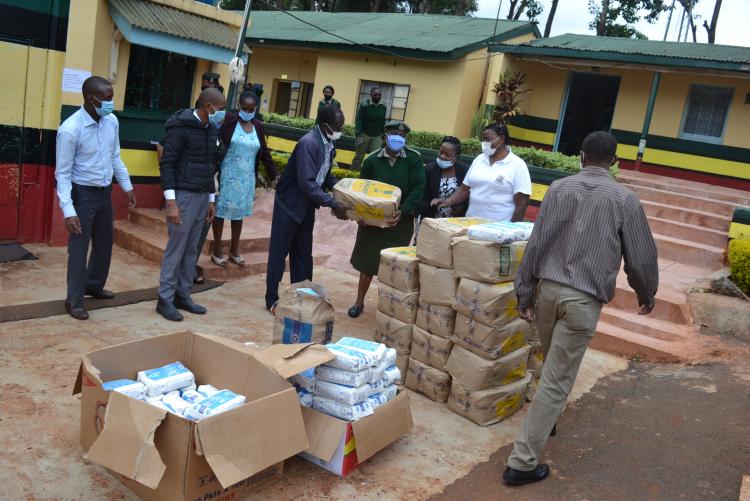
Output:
[680, 84, 733, 143]
[358, 80, 411, 121]
[124, 45, 196, 114]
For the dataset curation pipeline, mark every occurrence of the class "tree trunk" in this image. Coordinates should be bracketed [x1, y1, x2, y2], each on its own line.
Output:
[597, 0, 610, 36]
[512, 0, 529, 20]
[275, 0, 285, 8]
[544, 0, 559, 36]
[456, 0, 468, 16]
[506, 0, 520, 19]
[370, 0, 381, 12]
[703, 0, 722, 43]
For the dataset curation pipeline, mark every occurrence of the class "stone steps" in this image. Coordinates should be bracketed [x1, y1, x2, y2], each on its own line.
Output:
[653, 233, 725, 269]
[591, 321, 706, 363]
[619, 170, 750, 207]
[627, 183, 738, 217]
[642, 200, 731, 232]
[647, 216, 727, 248]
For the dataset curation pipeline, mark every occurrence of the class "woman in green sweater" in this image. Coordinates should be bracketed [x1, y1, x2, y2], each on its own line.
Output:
[348, 120, 426, 318]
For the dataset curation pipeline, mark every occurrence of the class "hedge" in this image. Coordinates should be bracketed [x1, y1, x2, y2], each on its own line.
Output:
[262, 151, 358, 181]
[261, 112, 617, 177]
[728, 236, 750, 294]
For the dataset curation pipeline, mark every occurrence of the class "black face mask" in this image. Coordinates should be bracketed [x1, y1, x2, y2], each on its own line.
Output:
[324, 96, 332, 102]
[372, 96, 382, 103]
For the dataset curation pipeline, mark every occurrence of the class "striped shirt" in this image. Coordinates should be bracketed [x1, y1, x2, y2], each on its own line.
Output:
[515, 166, 658, 309]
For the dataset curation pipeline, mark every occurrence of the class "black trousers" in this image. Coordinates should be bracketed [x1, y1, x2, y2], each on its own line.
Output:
[66, 183, 113, 307]
[265, 203, 315, 309]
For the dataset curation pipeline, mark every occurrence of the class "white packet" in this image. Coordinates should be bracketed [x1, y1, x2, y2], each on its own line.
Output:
[383, 348, 397, 367]
[316, 365, 371, 387]
[197, 384, 220, 398]
[383, 365, 401, 386]
[369, 349, 398, 383]
[137, 362, 195, 397]
[382, 384, 398, 401]
[162, 394, 191, 415]
[313, 396, 374, 421]
[143, 394, 163, 404]
[181, 389, 205, 405]
[184, 389, 246, 421]
[179, 383, 197, 395]
[289, 368, 316, 393]
[314, 379, 384, 406]
[298, 388, 313, 407]
[102, 379, 146, 400]
[367, 393, 388, 410]
[335, 337, 387, 365]
[324, 345, 375, 372]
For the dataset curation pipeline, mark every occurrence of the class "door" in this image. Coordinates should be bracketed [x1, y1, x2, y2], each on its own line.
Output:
[274, 81, 292, 116]
[557, 73, 620, 156]
[0, 36, 30, 240]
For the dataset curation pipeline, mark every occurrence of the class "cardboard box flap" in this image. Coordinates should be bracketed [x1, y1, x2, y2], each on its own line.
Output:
[83, 392, 167, 489]
[252, 343, 334, 379]
[302, 406, 348, 462]
[73, 357, 101, 396]
[351, 392, 413, 463]
[196, 387, 309, 488]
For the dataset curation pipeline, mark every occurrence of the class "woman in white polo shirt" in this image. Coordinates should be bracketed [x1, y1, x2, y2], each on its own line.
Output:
[433, 122, 531, 222]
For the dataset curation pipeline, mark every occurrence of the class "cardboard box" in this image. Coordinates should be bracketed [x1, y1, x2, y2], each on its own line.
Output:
[378, 283, 419, 325]
[333, 178, 401, 228]
[410, 325, 453, 371]
[416, 301, 456, 338]
[447, 374, 531, 426]
[416, 217, 490, 268]
[453, 278, 518, 328]
[273, 281, 335, 344]
[452, 237, 527, 283]
[452, 314, 530, 361]
[378, 246, 420, 292]
[299, 391, 413, 476]
[405, 358, 452, 403]
[418, 263, 459, 307]
[445, 344, 530, 391]
[73, 332, 334, 500]
[374, 311, 414, 356]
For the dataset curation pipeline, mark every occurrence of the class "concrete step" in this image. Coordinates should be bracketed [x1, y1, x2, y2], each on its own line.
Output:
[591, 321, 695, 363]
[642, 200, 730, 232]
[653, 233, 725, 269]
[647, 216, 728, 248]
[618, 170, 750, 206]
[197, 252, 330, 281]
[598, 307, 690, 342]
[628, 184, 737, 218]
[113, 220, 165, 264]
[610, 275, 691, 325]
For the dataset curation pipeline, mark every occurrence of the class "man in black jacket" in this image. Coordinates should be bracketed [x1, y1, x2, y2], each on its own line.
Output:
[157, 88, 225, 321]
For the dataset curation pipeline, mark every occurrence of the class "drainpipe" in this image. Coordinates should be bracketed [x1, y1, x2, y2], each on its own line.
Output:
[635, 71, 661, 171]
[226, 0, 253, 110]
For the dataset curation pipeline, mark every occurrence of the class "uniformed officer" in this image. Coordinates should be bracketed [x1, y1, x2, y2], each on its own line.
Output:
[351, 87, 387, 170]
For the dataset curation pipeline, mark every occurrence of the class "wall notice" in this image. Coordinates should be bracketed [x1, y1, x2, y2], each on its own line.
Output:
[62, 68, 91, 93]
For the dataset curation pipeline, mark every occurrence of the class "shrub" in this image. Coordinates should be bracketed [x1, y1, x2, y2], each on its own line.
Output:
[728, 237, 750, 294]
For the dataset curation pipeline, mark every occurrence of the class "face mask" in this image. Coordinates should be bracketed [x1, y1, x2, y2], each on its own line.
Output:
[239, 110, 255, 122]
[371, 96, 382, 104]
[436, 158, 454, 169]
[386, 134, 406, 152]
[208, 105, 225, 127]
[322, 124, 342, 141]
[94, 97, 114, 117]
[324, 96, 332, 102]
[481, 141, 497, 156]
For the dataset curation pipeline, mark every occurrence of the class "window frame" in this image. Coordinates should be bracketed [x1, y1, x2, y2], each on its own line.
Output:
[357, 80, 411, 122]
[678, 83, 734, 145]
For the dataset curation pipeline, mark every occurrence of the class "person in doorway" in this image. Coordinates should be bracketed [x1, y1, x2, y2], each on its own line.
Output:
[348, 120, 426, 318]
[264, 105, 349, 313]
[418, 136, 469, 219]
[502, 131, 658, 486]
[351, 87, 387, 170]
[434, 122, 530, 222]
[315, 85, 340, 124]
[156, 87, 225, 321]
[55, 76, 136, 320]
[211, 90, 279, 267]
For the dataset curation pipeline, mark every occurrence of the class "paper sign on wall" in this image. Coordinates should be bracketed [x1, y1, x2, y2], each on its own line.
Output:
[62, 68, 91, 93]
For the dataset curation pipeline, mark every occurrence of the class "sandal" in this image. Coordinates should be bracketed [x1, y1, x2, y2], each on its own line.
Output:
[347, 305, 364, 318]
[229, 254, 246, 267]
[210, 254, 228, 267]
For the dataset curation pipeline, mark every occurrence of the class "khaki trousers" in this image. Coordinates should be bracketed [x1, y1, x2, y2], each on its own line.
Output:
[351, 134, 382, 170]
[507, 280, 603, 471]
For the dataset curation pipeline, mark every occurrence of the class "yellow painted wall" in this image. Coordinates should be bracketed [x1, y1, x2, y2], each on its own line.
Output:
[246, 47, 319, 114]
[452, 48, 492, 137]
[489, 58, 568, 122]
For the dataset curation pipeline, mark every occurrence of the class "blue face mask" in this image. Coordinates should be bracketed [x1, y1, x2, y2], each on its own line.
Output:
[94, 97, 114, 117]
[386, 134, 406, 152]
[208, 105, 225, 127]
[239, 110, 255, 122]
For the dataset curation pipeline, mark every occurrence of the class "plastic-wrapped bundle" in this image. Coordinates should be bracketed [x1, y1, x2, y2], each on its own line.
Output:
[102, 379, 146, 400]
[314, 379, 385, 405]
[162, 394, 191, 416]
[335, 337, 387, 365]
[289, 368, 316, 393]
[180, 389, 206, 405]
[183, 389, 246, 421]
[143, 394, 163, 404]
[324, 345, 375, 372]
[316, 365, 371, 388]
[467, 221, 533, 244]
[367, 393, 388, 410]
[383, 365, 401, 386]
[197, 384, 219, 398]
[381, 384, 398, 401]
[137, 362, 195, 398]
[313, 396, 374, 421]
[298, 388, 314, 407]
[179, 383, 197, 395]
[368, 349, 399, 383]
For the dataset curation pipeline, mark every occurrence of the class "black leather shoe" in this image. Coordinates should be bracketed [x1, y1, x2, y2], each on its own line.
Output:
[550, 424, 557, 437]
[174, 297, 207, 315]
[156, 299, 184, 322]
[65, 301, 89, 320]
[85, 288, 115, 299]
[347, 305, 364, 318]
[502, 465, 550, 486]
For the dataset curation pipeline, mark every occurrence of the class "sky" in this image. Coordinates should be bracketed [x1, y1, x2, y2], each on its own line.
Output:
[475, 0, 750, 47]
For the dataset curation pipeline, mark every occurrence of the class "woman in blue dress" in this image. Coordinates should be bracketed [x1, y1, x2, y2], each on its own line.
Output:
[211, 90, 279, 266]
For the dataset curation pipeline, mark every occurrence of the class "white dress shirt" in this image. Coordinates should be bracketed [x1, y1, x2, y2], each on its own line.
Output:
[464, 147, 532, 222]
[163, 110, 216, 203]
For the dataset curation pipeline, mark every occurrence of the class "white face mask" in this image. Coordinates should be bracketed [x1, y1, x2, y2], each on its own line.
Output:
[436, 158, 453, 169]
[322, 124, 342, 141]
[481, 141, 497, 156]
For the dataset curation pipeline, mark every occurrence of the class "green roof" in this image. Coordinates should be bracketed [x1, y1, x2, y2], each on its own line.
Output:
[494, 34, 750, 73]
[245, 11, 540, 60]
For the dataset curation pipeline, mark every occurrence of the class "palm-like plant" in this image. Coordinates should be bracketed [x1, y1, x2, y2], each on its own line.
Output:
[492, 70, 530, 123]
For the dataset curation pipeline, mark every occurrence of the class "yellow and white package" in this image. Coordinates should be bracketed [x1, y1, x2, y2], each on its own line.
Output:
[379, 246, 420, 292]
[452, 237, 527, 283]
[447, 374, 531, 426]
[452, 315, 530, 360]
[377, 283, 419, 324]
[374, 311, 414, 355]
[416, 217, 490, 268]
[445, 344, 530, 391]
[453, 278, 518, 328]
[418, 263, 459, 307]
[416, 301, 456, 338]
[333, 178, 401, 228]
[410, 326, 454, 371]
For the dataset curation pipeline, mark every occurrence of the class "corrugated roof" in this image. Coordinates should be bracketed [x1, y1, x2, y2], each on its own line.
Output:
[496, 34, 750, 71]
[110, 0, 239, 50]
[245, 11, 539, 58]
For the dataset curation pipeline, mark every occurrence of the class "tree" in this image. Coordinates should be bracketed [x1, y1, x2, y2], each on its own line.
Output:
[401, 0, 478, 14]
[703, 0, 722, 43]
[588, 0, 668, 39]
[543, 0, 560, 37]
[506, 0, 544, 21]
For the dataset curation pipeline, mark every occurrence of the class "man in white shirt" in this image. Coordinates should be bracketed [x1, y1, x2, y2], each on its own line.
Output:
[55, 76, 135, 320]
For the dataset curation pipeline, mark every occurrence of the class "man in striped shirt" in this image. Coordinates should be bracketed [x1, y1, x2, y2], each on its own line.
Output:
[503, 131, 658, 486]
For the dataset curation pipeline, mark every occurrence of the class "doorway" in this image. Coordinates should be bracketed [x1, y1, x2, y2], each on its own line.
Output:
[557, 73, 620, 156]
[273, 80, 314, 118]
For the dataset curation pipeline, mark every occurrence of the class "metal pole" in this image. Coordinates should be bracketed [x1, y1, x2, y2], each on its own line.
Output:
[635, 72, 660, 171]
[226, 0, 253, 111]
[663, 0, 676, 41]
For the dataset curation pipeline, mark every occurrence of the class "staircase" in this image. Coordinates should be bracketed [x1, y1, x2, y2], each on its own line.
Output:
[114, 206, 331, 282]
[590, 170, 750, 362]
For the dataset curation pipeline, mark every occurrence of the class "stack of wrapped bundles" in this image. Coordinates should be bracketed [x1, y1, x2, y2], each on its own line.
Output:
[444, 221, 536, 425]
[405, 217, 488, 402]
[375, 247, 421, 377]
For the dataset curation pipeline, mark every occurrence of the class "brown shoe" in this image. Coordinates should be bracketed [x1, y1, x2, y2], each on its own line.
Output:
[65, 301, 89, 320]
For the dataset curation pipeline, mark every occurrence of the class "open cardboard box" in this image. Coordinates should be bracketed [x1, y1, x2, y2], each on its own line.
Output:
[72, 331, 334, 500]
[299, 391, 413, 476]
